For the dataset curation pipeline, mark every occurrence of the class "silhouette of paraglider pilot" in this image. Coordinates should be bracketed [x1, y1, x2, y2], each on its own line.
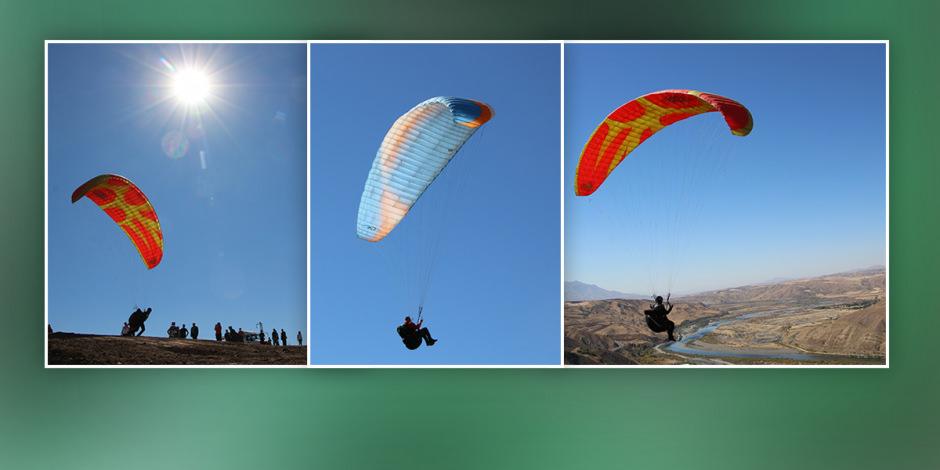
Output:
[397, 308, 437, 350]
[644, 295, 678, 342]
[125, 308, 151, 336]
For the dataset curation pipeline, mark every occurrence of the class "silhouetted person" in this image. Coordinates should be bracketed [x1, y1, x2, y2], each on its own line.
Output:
[644, 295, 677, 342]
[271, 329, 279, 346]
[237, 328, 245, 342]
[48, 324, 53, 335]
[280, 329, 287, 346]
[214, 322, 223, 341]
[121, 322, 130, 336]
[127, 308, 150, 336]
[397, 315, 437, 350]
[260, 330, 266, 344]
[167, 322, 179, 338]
[179, 324, 189, 339]
[191, 323, 199, 340]
[225, 326, 236, 342]
[296, 331, 303, 346]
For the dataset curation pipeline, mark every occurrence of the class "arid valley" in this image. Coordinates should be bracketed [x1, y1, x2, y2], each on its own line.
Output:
[565, 268, 885, 365]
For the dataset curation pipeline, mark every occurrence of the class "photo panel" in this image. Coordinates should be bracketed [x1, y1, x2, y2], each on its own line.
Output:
[46, 42, 308, 366]
[564, 42, 887, 367]
[309, 42, 562, 366]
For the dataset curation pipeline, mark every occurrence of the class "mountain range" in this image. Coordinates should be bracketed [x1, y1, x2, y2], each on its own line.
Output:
[564, 281, 647, 301]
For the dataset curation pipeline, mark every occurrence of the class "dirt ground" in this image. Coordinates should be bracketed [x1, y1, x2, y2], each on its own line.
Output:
[48, 333, 306, 365]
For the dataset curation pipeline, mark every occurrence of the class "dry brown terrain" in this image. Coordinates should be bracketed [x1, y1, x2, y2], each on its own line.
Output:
[689, 300, 885, 358]
[782, 299, 886, 356]
[565, 268, 886, 365]
[48, 333, 306, 365]
[564, 299, 720, 364]
[685, 269, 885, 359]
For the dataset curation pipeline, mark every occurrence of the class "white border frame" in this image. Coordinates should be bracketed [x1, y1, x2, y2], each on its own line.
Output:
[44, 39, 888, 369]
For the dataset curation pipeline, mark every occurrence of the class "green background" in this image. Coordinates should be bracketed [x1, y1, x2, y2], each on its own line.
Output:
[2, 1, 937, 468]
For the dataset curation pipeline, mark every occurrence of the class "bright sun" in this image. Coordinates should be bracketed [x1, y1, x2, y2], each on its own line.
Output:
[172, 69, 210, 105]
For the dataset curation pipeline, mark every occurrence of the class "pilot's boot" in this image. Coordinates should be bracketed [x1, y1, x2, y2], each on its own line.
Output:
[420, 328, 437, 346]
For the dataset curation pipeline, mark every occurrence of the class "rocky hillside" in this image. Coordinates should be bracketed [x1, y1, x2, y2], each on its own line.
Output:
[783, 299, 886, 357]
[564, 299, 719, 364]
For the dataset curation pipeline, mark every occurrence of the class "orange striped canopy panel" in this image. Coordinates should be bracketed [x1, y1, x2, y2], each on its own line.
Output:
[575, 89, 752, 196]
[71, 174, 164, 269]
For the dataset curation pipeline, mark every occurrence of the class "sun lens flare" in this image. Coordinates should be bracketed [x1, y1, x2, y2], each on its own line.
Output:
[172, 69, 210, 105]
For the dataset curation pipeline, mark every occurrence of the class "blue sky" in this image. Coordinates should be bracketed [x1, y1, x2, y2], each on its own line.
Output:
[310, 44, 560, 365]
[565, 44, 887, 295]
[48, 43, 307, 340]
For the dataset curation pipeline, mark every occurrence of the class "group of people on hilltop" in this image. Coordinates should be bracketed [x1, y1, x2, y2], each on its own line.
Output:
[222, 325, 244, 342]
[265, 327, 303, 347]
[166, 321, 199, 339]
[216, 325, 303, 346]
[118, 307, 303, 346]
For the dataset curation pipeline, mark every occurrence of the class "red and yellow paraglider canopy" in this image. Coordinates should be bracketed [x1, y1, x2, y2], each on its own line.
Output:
[575, 89, 753, 196]
[71, 174, 164, 269]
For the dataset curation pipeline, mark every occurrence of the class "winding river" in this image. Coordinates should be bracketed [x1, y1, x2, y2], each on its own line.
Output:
[662, 308, 827, 362]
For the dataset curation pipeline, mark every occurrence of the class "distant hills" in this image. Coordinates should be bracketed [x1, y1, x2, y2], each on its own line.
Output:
[678, 266, 885, 305]
[564, 281, 647, 301]
[566, 266, 885, 302]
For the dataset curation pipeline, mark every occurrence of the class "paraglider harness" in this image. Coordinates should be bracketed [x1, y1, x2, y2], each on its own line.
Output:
[644, 293, 671, 333]
[396, 307, 424, 350]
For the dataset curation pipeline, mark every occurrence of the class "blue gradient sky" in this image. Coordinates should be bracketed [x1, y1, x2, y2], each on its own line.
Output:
[565, 44, 887, 295]
[48, 43, 307, 340]
[310, 44, 560, 365]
